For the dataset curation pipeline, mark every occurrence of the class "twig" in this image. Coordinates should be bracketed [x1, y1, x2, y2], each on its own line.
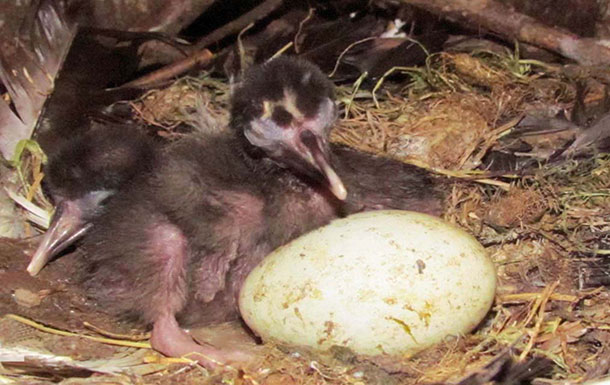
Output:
[519, 281, 560, 361]
[329, 37, 376, 79]
[4, 314, 151, 349]
[120, 0, 284, 89]
[401, 0, 610, 65]
[270, 42, 294, 59]
[498, 292, 578, 304]
[294, 8, 315, 54]
[469, 116, 523, 169]
[343, 71, 368, 118]
[399, 157, 519, 182]
[236, 23, 255, 78]
[120, 49, 214, 89]
[83, 321, 151, 341]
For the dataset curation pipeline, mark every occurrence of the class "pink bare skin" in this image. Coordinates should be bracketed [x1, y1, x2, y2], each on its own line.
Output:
[140, 220, 259, 369]
[151, 314, 253, 369]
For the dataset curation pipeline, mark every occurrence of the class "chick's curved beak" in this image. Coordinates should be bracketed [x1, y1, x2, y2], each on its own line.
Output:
[298, 129, 347, 200]
[28, 200, 90, 275]
[27, 190, 110, 276]
[245, 95, 347, 200]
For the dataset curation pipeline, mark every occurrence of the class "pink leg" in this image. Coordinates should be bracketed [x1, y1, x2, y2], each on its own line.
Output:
[150, 313, 254, 369]
[146, 222, 254, 369]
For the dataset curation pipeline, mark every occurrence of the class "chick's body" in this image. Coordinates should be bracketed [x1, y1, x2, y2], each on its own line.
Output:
[81, 133, 339, 328]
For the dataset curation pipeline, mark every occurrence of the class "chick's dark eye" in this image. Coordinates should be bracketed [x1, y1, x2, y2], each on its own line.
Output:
[272, 106, 293, 127]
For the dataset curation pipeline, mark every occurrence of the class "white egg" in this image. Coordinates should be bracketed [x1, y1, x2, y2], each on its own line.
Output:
[239, 210, 496, 357]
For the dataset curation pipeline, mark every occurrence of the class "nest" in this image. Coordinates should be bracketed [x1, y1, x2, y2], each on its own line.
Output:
[3, 49, 610, 385]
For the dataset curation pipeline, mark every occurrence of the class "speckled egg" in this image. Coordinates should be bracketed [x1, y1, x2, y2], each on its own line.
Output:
[239, 210, 496, 357]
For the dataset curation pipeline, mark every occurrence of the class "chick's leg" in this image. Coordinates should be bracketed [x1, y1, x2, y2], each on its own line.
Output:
[146, 222, 252, 369]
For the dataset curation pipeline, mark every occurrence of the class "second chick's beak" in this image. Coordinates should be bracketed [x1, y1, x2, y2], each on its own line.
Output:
[28, 191, 110, 275]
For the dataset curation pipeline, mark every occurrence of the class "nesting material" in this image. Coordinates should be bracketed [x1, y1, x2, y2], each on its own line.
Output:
[131, 76, 229, 135]
[485, 187, 548, 228]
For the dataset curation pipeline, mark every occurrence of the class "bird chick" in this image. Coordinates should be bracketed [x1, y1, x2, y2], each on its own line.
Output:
[27, 125, 158, 275]
[63, 56, 442, 370]
[79, 57, 347, 369]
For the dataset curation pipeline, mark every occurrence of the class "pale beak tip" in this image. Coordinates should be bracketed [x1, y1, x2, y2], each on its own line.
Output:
[26, 260, 42, 276]
[319, 156, 347, 201]
[329, 178, 348, 201]
[334, 185, 347, 200]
